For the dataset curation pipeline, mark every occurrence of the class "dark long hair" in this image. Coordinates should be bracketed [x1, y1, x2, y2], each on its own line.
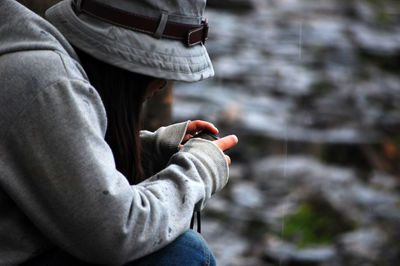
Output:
[75, 47, 152, 184]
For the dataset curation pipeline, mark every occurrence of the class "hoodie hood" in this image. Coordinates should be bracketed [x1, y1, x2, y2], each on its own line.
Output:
[0, 0, 77, 60]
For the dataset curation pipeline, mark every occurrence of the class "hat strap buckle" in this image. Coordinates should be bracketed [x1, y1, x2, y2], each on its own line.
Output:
[186, 19, 209, 47]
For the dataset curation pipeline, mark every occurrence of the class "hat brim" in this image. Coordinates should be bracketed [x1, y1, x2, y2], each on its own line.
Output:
[45, 0, 214, 82]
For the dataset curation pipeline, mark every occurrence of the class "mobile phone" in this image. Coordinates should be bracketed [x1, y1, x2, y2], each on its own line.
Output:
[192, 130, 220, 141]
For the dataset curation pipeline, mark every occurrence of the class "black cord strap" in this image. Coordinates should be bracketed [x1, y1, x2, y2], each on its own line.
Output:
[190, 211, 201, 233]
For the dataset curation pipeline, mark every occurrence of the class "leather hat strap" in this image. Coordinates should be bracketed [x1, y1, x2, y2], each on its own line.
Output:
[73, 0, 209, 46]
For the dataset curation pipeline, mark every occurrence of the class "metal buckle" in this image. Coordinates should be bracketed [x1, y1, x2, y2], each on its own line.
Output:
[186, 19, 209, 47]
[201, 18, 209, 44]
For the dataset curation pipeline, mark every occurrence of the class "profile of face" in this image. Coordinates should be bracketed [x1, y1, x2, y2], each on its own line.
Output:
[145, 78, 168, 100]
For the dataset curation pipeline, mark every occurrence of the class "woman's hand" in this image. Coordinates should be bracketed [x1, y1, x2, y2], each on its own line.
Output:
[180, 120, 238, 165]
[182, 120, 219, 143]
[214, 135, 238, 165]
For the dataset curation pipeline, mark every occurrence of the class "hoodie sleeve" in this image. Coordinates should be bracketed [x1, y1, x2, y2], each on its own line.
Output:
[139, 121, 190, 177]
[1, 78, 228, 266]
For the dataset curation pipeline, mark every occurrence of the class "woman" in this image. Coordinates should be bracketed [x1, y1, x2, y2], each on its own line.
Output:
[0, 0, 237, 265]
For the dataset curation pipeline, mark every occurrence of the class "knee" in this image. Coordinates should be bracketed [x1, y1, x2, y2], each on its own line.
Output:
[131, 230, 216, 266]
[176, 230, 213, 253]
[163, 230, 216, 266]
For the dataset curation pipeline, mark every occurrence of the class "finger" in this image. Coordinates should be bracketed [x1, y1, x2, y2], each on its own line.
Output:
[187, 120, 219, 134]
[214, 135, 239, 152]
[182, 134, 193, 143]
[225, 155, 231, 165]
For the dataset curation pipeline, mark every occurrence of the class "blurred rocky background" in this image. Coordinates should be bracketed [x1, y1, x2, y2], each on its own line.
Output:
[173, 0, 400, 265]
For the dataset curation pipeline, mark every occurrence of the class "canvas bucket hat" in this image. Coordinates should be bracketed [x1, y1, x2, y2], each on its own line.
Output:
[45, 0, 214, 82]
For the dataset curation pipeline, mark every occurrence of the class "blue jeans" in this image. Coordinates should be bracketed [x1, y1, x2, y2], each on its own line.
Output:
[23, 230, 216, 266]
[130, 230, 216, 266]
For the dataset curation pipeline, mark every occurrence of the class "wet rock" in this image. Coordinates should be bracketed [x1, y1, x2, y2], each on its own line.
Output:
[369, 171, 400, 192]
[351, 0, 376, 23]
[252, 156, 400, 225]
[336, 228, 390, 265]
[302, 18, 349, 48]
[348, 23, 400, 55]
[231, 181, 264, 208]
[205, 194, 231, 216]
[228, 164, 247, 181]
[263, 235, 336, 266]
[227, 257, 272, 266]
[201, 218, 250, 266]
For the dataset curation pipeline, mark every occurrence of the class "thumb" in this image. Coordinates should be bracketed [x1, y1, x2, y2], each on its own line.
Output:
[225, 155, 231, 165]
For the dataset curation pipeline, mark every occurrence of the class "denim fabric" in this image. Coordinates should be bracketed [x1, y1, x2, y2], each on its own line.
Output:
[131, 230, 216, 266]
[23, 230, 216, 266]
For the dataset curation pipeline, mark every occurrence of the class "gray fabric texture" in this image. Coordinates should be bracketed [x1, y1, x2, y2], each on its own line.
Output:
[45, 0, 215, 82]
[94, 0, 206, 25]
[0, 1, 228, 266]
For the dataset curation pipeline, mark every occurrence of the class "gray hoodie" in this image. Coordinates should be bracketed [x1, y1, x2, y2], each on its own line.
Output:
[0, 1, 228, 265]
